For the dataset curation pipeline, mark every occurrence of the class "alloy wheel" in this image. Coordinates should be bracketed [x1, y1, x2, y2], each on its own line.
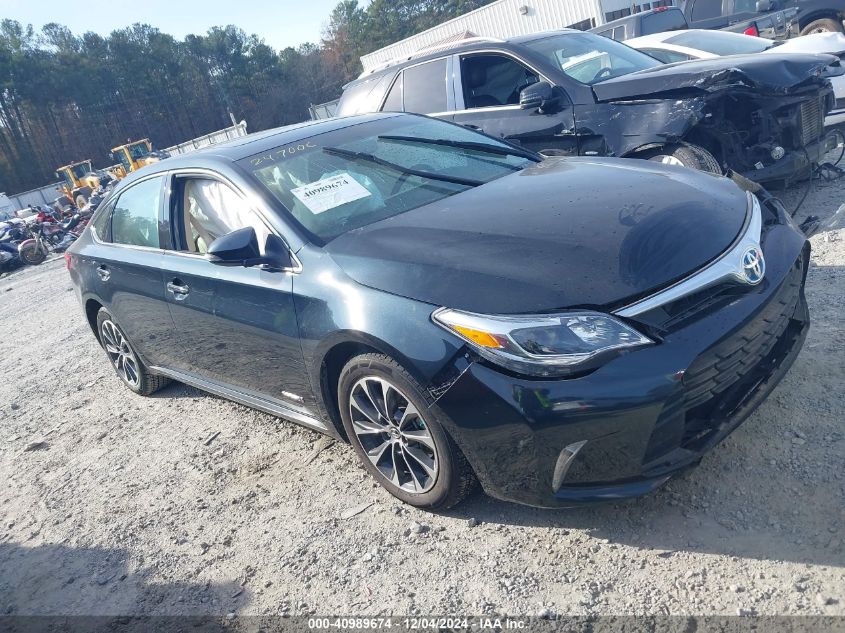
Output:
[100, 319, 140, 387]
[348, 376, 439, 494]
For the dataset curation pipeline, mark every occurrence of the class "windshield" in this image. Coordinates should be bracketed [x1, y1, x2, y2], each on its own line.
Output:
[641, 9, 688, 35]
[524, 32, 661, 85]
[665, 31, 773, 55]
[70, 162, 91, 179]
[128, 142, 151, 159]
[240, 116, 536, 243]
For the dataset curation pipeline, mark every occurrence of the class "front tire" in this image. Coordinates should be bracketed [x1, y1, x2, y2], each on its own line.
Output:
[96, 308, 169, 396]
[19, 244, 46, 265]
[644, 143, 722, 175]
[338, 353, 476, 510]
[800, 18, 843, 34]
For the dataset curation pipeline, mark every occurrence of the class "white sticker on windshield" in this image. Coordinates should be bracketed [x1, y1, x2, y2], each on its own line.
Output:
[290, 173, 371, 214]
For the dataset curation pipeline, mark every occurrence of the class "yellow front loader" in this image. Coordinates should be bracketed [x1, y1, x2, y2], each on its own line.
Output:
[55, 160, 102, 208]
[110, 139, 167, 177]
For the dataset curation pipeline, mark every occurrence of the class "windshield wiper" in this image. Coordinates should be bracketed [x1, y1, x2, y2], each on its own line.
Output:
[377, 135, 541, 162]
[322, 146, 484, 187]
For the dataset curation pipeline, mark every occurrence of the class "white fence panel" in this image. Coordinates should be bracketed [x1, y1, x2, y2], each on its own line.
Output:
[4, 121, 250, 210]
[163, 120, 249, 156]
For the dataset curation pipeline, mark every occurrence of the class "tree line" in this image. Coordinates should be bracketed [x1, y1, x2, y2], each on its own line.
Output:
[0, 0, 493, 195]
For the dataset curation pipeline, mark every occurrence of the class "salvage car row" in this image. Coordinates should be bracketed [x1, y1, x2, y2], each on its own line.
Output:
[337, 29, 843, 185]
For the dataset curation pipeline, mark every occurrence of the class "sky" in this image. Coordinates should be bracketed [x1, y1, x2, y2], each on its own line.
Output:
[0, 0, 345, 50]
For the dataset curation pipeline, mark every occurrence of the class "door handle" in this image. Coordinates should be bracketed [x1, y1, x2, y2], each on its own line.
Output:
[462, 124, 481, 130]
[96, 265, 110, 281]
[166, 280, 190, 300]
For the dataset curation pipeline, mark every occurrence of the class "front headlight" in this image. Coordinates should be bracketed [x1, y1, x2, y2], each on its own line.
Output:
[432, 308, 653, 377]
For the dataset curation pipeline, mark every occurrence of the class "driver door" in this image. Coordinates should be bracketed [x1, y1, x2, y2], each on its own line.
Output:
[450, 52, 578, 156]
[159, 172, 316, 410]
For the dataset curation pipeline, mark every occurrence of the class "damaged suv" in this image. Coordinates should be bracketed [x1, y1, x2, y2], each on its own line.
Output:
[338, 31, 841, 185]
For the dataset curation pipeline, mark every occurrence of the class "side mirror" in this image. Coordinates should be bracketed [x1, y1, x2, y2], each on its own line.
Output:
[519, 81, 557, 113]
[756, 0, 773, 11]
[207, 226, 294, 270]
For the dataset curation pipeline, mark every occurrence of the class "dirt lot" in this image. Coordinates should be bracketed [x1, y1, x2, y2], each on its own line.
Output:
[0, 171, 843, 620]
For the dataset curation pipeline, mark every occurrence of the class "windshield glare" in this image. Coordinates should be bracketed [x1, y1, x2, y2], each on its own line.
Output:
[241, 116, 534, 243]
[665, 31, 773, 55]
[524, 32, 661, 85]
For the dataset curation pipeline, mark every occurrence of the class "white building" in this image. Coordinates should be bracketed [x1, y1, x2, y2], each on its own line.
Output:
[360, 0, 671, 71]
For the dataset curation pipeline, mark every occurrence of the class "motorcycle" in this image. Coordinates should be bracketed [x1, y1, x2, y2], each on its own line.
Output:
[0, 220, 27, 276]
[17, 219, 79, 265]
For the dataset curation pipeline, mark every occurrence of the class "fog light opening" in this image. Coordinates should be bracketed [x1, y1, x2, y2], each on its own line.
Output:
[552, 440, 588, 493]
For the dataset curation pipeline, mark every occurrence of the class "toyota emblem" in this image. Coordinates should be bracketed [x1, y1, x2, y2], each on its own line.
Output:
[741, 247, 765, 285]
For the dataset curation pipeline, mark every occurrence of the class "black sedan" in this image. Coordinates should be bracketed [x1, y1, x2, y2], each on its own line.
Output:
[66, 113, 809, 509]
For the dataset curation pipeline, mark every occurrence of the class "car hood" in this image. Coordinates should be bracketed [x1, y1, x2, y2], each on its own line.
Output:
[592, 52, 838, 102]
[324, 158, 748, 314]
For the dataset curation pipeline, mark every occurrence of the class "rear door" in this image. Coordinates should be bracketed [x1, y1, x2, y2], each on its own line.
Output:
[379, 57, 455, 119]
[91, 174, 179, 368]
[450, 52, 578, 155]
[159, 171, 316, 411]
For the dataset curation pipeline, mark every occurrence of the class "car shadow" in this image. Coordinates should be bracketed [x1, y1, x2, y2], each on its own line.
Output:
[0, 541, 244, 618]
[147, 381, 212, 400]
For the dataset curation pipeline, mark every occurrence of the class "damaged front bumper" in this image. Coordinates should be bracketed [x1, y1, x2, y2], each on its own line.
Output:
[431, 210, 810, 508]
[740, 130, 840, 186]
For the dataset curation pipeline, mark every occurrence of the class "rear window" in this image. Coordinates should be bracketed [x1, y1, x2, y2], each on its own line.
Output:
[89, 200, 115, 242]
[641, 9, 688, 35]
[666, 30, 773, 55]
[336, 73, 393, 116]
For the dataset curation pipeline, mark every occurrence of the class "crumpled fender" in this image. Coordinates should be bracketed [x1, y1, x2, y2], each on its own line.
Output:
[575, 97, 709, 158]
[592, 52, 841, 101]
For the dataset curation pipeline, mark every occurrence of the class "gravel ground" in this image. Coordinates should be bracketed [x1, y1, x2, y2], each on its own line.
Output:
[0, 169, 843, 620]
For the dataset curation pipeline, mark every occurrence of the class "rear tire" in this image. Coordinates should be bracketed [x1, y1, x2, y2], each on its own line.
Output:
[96, 308, 169, 396]
[338, 353, 477, 510]
[644, 143, 722, 175]
[19, 244, 46, 265]
[800, 18, 843, 34]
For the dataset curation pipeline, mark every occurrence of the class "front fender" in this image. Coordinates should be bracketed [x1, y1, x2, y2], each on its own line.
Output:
[576, 97, 707, 157]
[292, 248, 466, 423]
[17, 239, 37, 254]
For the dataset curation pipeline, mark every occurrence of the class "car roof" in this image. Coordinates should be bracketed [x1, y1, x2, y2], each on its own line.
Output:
[625, 31, 680, 46]
[116, 112, 403, 183]
[348, 29, 582, 86]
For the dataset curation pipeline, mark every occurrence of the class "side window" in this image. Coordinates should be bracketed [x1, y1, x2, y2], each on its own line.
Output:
[691, 0, 723, 21]
[90, 199, 115, 242]
[110, 176, 164, 248]
[401, 59, 448, 113]
[733, 0, 757, 11]
[460, 54, 540, 109]
[381, 73, 403, 111]
[174, 177, 270, 254]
